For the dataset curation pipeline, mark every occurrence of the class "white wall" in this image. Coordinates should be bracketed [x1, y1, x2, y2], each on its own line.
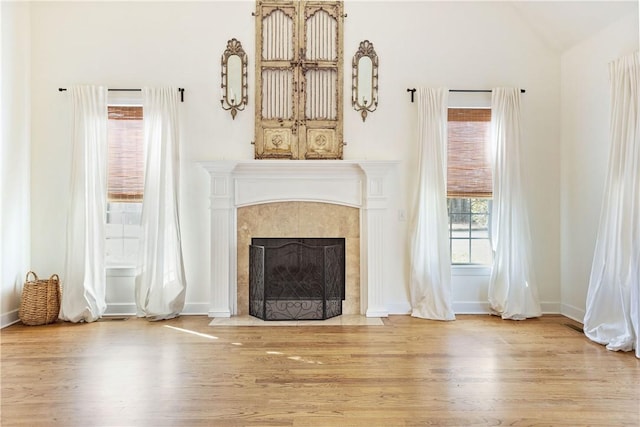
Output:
[1, 1, 31, 327]
[560, 11, 639, 321]
[346, 1, 562, 314]
[28, 1, 562, 316]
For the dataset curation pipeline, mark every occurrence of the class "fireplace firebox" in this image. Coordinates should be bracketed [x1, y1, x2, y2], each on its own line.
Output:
[249, 238, 345, 320]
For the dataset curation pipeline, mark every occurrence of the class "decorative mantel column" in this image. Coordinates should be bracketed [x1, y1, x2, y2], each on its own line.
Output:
[200, 160, 397, 318]
[359, 162, 394, 317]
[204, 162, 237, 317]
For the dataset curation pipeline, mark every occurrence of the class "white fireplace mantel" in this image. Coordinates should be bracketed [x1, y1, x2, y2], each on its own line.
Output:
[200, 159, 398, 318]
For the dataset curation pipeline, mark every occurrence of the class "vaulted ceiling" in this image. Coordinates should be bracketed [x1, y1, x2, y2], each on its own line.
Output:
[509, 0, 638, 52]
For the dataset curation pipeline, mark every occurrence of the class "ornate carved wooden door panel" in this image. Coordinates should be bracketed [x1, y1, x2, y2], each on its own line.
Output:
[255, 1, 344, 160]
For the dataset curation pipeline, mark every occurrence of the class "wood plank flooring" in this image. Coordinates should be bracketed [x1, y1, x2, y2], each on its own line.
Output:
[1, 314, 639, 426]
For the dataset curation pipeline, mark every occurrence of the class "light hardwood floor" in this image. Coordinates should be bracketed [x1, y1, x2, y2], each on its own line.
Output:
[1, 314, 639, 426]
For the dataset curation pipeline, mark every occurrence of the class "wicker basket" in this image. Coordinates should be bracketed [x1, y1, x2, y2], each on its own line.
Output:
[18, 271, 61, 326]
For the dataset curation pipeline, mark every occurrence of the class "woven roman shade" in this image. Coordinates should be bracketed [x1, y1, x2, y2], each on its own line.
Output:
[447, 108, 492, 198]
[107, 106, 144, 202]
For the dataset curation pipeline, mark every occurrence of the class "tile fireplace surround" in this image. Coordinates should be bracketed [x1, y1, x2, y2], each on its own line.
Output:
[200, 160, 397, 318]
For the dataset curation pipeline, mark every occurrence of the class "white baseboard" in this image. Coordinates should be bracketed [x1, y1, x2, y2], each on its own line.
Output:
[2, 300, 580, 326]
[84, 300, 573, 321]
[387, 301, 496, 316]
[560, 303, 585, 323]
[1, 309, 20, 329]
[386, 302, 411, 315]
[181, 303, 210, 315]
[453, 301, 492, 314]
[388, 301, 563, 317]
[365, 309, 389, 318]
[104, 302, 211, 317]
[104, 303, 137, 316]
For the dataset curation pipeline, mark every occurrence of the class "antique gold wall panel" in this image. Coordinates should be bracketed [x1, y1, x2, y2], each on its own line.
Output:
[305, 128, 341, 159]
[261, 69, 294, 120]
[255, 1, 344, 160]
[304, 8, 338, 61]
[261, 128, 295, 158]
[261, 7, 295, 61]
[305, 69, 337, 120]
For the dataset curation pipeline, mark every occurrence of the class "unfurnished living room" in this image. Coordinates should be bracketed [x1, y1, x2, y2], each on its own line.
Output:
[1, 1, 639, 426]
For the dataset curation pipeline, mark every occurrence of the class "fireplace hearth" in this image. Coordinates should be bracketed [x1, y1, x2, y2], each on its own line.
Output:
[249, 238, 345, 320]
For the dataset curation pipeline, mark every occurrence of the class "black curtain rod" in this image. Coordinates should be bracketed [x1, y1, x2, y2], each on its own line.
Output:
[406, 88, 525, 103]
[58, 87, 185, 102]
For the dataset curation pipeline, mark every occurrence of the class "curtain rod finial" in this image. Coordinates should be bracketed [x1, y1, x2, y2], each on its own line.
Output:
[407, 88, 416, 103]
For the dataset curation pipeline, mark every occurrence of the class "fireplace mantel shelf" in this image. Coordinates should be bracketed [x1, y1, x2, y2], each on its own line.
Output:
[200, 159, 398, 318]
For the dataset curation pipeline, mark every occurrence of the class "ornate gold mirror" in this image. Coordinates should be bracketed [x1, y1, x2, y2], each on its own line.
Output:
[352, 40, 378, 122]
[221, 38, 248, 119]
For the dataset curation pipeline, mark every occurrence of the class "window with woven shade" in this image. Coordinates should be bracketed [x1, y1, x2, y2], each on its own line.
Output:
[447, 108, 492, 198]
[106, 105, 143, 267]
[107, 106, 144, 202]
[447, 108, 493, 265]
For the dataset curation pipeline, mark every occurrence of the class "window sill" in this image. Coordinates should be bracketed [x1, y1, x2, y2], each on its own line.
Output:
[451, 265, 492, 277]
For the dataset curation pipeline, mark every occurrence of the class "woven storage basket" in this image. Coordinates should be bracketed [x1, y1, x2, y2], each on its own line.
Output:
[18, 271, 61, 326]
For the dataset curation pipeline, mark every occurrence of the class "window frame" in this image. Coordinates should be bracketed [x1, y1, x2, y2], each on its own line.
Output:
[447, 107, 493, 267]
[448, 197, 493, 266]
[105, 97, 144, 268]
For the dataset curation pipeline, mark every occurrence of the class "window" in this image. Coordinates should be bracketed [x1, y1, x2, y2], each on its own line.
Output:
[105, 105, 143, 266]
[254, 0, 344, 159]
[447, 108, 492, 265]
[448, 198, 492, 264]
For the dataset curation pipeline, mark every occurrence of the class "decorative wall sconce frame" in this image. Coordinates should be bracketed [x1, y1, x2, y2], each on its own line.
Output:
[352, 40, 378, 122]
[221, 38, 248, 119]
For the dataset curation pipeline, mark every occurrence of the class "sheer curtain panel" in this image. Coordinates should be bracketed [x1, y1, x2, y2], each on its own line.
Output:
[135, 87, 187, 320]
[409, 88, 455, 321]
[59, 86, 108, 323]
[584, 52, 639, 357]
[488, 88, 541, 320]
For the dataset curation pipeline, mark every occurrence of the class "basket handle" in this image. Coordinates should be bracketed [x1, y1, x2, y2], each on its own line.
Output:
[48, 274, 62, 317]
[49, 274, 61, 300]
[25, 271, 38, 282]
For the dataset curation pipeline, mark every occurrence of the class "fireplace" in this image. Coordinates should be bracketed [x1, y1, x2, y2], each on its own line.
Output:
[237, 202, 357, 316]
[249, 238, 345, 320]
[200, 160, 397, 318]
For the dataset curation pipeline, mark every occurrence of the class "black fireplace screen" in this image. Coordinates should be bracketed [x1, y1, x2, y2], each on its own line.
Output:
[249, 238, 345, 320]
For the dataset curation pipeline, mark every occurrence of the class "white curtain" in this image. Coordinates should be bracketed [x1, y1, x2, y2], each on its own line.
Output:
[488, 88, 541, 320]
[60, 86, 108, 323]
[135, 87, 186, 320]
[409, 88, 455, 321]
[584, 52, 639, 358]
